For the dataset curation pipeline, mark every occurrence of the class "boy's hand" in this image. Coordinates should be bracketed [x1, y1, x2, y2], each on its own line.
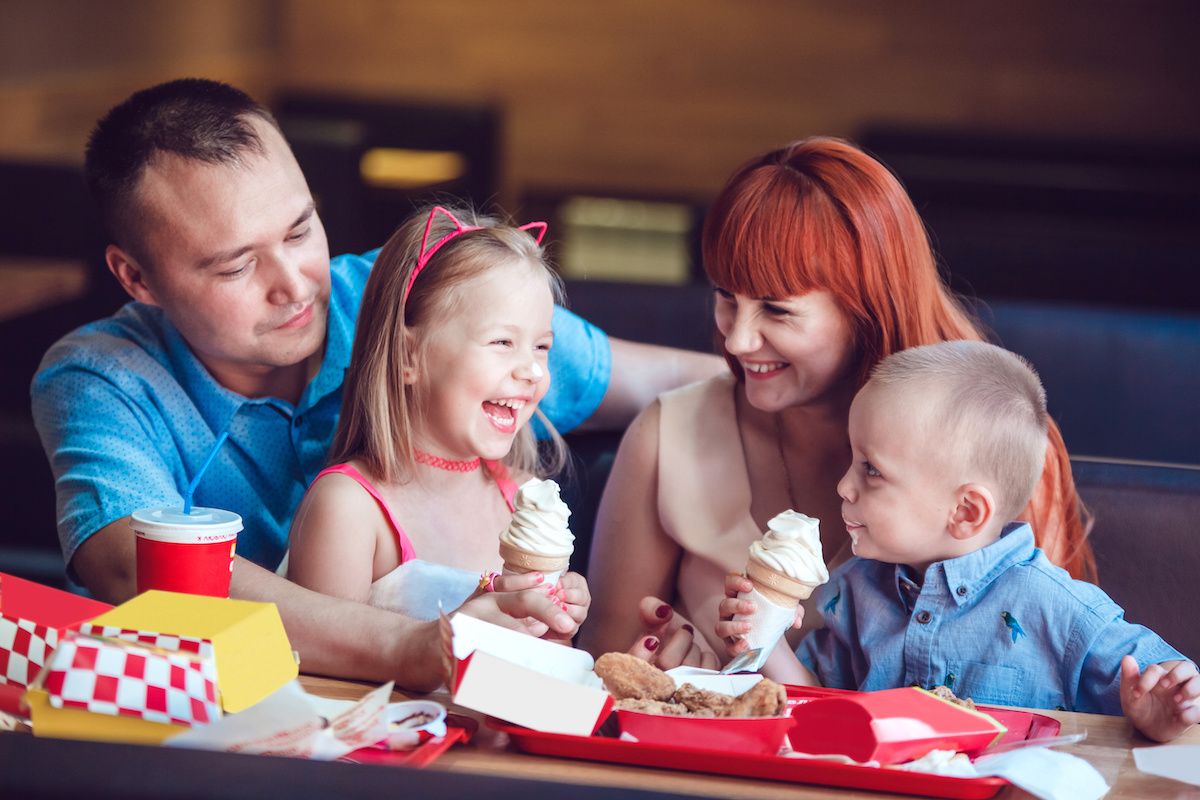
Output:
[1120, 655, 1200, 742]
[715, 572, 805, 659]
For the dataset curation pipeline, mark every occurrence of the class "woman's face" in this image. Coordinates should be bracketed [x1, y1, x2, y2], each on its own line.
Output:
[713, 287, 858, 412]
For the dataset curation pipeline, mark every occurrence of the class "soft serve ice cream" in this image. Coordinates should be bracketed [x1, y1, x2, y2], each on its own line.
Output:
[746, 510, 828, 599]
[734, 510, 829, 668]
[498, 478, 574, 587]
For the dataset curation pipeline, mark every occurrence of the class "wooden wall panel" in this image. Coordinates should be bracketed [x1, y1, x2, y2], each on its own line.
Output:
[0, 0, 280, 161]
[276, 0, 1200, 202]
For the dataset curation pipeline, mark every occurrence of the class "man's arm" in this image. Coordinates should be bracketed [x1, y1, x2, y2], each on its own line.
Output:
[71, 522, 448, 688]
[71, 518, 574, 691]
[70, 518, 137, 603]
[579, 337, 725, 432]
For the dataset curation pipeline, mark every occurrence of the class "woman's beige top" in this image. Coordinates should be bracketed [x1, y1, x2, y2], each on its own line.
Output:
[657, 374, 849, 657]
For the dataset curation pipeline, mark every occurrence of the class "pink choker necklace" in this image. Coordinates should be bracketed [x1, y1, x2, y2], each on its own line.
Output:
[415, 449, 481, 472]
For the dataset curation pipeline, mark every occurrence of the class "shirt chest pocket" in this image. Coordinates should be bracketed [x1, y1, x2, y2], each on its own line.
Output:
[945, 660, 1027, 707]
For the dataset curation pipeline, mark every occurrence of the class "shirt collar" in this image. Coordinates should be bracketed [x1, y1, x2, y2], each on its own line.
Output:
[937, 522, 1036, 607]
[160, 314, 248, 435]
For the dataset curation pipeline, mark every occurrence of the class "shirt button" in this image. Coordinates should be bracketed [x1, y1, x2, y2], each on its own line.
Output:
[956, 585, 968, 596]
[915, 610, 932, 624]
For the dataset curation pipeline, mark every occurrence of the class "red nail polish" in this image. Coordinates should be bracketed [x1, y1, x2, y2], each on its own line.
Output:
[682, 624, 694, 635]
[655, 604, 671, 619]
[644, 637, 659, 651]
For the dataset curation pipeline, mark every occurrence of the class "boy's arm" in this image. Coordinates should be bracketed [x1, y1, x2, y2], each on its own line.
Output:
[1072, 600, 1195, 739]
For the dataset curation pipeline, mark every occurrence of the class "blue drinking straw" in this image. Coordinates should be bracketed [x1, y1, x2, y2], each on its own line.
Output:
[182, 432, 229, 515]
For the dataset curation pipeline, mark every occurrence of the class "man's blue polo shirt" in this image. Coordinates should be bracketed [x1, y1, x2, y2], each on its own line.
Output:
[31, 251, 611, 573]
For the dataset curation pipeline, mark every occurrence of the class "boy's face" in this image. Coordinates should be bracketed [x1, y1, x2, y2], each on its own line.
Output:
[836, 382, 963, 571]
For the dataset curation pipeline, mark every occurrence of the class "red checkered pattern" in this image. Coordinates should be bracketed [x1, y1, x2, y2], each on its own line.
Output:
[44, 632, 220, 727]
[79, 623, 214, 660]
[0, 614, 61, 688]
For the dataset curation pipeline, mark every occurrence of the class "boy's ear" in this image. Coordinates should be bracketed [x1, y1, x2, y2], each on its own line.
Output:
[106, 244, 158, 306]
[948, 483, 995, 541]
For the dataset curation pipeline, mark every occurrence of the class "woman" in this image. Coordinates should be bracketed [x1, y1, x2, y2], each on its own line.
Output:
[581, 137, 1092, 667]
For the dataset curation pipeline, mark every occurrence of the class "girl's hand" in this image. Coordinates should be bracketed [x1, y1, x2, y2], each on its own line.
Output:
[542, 572, 590, 645]
[459, 571, 574, 638]
[626, 596, 719, 671]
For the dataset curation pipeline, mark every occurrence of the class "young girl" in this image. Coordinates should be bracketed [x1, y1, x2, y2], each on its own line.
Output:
[287, 205, 588, 636]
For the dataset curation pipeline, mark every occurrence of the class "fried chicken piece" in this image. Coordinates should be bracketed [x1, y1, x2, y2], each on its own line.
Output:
[672, 682, 735, 716]
[614, 697, 688, 715]
[595, 652, 676, 701]
[724, 678, 787, 718]
[929, 685, 976, 710]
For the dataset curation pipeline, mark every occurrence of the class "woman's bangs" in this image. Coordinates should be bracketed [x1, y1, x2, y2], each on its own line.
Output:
[704, 170, 837, 300]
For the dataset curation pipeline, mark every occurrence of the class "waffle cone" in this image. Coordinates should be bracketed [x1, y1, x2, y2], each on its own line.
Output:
[498, 540, 570, 574]
[746, 560, 820, 607]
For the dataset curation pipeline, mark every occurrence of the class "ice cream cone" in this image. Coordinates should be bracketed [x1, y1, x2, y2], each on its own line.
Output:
[499, 540, 570, 576]
[745, 560, 819, 608]
[497, 479, 575, 588]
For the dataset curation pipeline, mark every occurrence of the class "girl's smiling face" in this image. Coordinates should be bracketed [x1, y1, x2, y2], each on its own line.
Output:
[411, 258, 554, 462]
[713, 287, 858, 412]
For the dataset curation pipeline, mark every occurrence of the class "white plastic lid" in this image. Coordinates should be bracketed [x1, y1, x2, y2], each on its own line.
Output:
[130, 506, 243, 535]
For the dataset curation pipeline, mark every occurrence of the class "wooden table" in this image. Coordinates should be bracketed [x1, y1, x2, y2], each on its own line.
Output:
[300, 674, 1200, 800]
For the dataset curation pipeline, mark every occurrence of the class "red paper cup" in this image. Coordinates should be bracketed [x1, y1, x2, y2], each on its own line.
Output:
[132, 507, 242, 598]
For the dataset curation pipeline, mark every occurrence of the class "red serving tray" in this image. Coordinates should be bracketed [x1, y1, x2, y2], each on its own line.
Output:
[340, 713, 476, 768]
[493, 685, 1061, 800]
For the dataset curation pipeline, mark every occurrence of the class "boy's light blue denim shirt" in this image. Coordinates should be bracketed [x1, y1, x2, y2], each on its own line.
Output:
[798, 522, 1187, 714]
[32, 250, 611, 575]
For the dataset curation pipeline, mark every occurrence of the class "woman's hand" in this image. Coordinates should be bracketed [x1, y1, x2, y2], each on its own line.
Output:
[626, 596, 719, 670]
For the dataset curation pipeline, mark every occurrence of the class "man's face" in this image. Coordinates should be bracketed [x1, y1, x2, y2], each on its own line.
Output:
[129, 117, 331, 392]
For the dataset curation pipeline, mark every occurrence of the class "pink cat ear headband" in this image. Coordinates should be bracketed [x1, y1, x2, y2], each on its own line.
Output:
[403, 205, 548, 303]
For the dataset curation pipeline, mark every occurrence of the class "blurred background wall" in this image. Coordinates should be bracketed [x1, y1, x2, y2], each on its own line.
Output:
[4, 0, 1197, 194]
[2, 0, 1198, 586]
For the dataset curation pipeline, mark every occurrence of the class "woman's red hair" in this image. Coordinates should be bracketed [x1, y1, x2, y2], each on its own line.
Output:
[702, 137, 1095, 581]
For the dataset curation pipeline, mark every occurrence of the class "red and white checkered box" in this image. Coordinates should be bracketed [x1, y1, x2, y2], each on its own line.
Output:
[43, 632, 219, 727]
[0, 618, 59, 689]
[79, 623, 214, 660]
[0, 573, 112, 689]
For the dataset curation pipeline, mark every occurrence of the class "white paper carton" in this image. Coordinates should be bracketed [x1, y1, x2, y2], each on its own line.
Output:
[449, 614, 612, 736]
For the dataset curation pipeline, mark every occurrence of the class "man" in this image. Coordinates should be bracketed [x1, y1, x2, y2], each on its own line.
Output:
[32, 79, 721, 687]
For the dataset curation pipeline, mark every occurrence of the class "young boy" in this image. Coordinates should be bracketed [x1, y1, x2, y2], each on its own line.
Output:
[799, 340, 1197, 742]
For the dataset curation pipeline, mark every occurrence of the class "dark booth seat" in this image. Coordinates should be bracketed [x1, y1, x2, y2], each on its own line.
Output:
[1072, 457, 1200, 662]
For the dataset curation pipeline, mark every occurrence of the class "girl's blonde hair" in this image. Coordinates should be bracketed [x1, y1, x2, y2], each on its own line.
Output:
[330, 204, 567, 484]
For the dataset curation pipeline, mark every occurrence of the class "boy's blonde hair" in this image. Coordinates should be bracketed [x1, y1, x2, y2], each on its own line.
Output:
[330, 204, 567, 483]
[869, 340, 1049, 523]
